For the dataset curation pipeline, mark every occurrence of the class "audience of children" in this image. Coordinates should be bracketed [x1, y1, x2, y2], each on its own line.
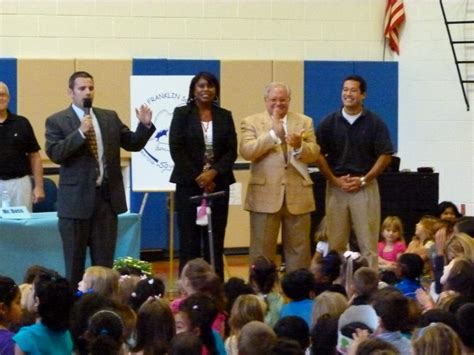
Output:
[377, 216, 406, 271]
[2, 204, 473, 355]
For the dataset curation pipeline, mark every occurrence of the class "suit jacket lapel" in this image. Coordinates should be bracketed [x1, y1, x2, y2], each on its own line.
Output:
[66, 105, 81, 131]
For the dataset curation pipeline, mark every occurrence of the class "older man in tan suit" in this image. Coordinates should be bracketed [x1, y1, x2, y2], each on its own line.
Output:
[240, 82, 320, 271]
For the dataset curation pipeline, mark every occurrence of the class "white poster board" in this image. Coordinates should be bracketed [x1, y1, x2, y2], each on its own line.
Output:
[130, 75, 193, 191]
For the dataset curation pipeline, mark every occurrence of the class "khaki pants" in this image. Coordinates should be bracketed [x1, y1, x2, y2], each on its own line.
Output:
[249, 204, 311, 272]
[325, 180, 380, 269]
[0, 175, 33, 211]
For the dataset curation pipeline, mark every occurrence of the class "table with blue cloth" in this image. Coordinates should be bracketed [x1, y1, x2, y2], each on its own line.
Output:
[0, 212, 141, 284]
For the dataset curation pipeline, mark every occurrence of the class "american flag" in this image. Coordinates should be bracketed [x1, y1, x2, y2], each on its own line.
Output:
[384, 0, 406, 54]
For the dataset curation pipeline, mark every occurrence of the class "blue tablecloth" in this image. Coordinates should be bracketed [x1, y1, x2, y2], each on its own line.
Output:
[0, 212, 141, 283]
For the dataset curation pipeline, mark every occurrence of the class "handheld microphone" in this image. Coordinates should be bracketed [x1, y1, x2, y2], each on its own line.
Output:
[189, 190, 227, 203]
[83, 98, 92, 115]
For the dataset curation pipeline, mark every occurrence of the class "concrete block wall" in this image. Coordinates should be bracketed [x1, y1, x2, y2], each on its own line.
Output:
[1, 0, 473, 213]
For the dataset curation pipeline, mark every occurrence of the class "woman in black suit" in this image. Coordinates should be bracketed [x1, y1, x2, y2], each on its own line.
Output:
[169, 72, 237, 279]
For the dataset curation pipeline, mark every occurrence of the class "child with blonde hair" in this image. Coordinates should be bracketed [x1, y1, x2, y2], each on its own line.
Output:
[311, 217, 330, 264]
[406, 215, 439, 262]
[78, 266, 121, 301]
[378, 216, 406, 271]
[311, 291, 348, 327]
[412, 322, 462, 355]
[225, 294, 265, 355]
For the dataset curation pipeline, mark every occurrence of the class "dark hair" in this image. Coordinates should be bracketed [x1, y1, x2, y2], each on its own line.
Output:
[281, 269, 316, 301]
[310, 317, 338, 355]
[273, 316, 310, 350]
[372, 290, 409, 332]
[170, 332, 202, 355]
[418, 309, 459, 332]
[129, 276, 165, 311]
[318, 251, 342, 283]
[179, 294, 218, 355]
[23, 265, 55, 284]
[456, 303, 474, 348]
[70, 293, 116, 354]
[454, 216, 474, 238]
[69, 71, 93, 89]
[87, 309, 124, 355]
[436, 201, 462, 219]
[269, 338, 304, 355]
[223, 277, 254, 315]
[133, 298, 175, 355]
[343, 74, 367, 94]
[397, 253, 424, 280]
[34, 273, 74, 332]
[0, 276, 19, 306]
[355, 338, 399, 355]
[115, 266, 143, 277]
[249, 256, 279, 295]
[187, 71, 220, 104]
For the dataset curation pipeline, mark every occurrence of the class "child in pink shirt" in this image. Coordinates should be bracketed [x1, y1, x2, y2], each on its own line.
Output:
[378, 216, 406, 271]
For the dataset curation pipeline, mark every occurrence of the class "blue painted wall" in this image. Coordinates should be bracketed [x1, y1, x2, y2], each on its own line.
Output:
[0, 58, 18, 113]
[304, 61, 398, 150]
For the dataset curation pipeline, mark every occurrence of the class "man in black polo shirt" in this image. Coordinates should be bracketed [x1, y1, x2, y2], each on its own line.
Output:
[0, 82, 44, 211]
[316, 75, 393, 269]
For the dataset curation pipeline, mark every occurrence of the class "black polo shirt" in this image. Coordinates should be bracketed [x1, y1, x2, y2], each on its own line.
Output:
[0, 111, 40, 179]
[316, 108, 394, 176]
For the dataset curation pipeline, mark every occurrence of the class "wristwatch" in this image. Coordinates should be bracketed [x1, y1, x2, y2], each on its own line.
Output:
[359, 176, 367, 187]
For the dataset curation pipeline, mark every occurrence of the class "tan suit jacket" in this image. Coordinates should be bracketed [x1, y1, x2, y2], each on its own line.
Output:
[240, 111, 320, 215]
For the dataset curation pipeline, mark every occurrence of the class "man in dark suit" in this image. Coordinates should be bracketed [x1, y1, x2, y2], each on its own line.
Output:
[45, 71, 155, 285]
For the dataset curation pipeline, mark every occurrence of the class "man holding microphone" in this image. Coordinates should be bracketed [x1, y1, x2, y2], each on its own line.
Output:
[240, 82, 320, 272]
[45, 71, 155, 285]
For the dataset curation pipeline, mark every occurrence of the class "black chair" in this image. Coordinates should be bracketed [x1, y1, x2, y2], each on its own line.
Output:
[32, 177, 58, 212]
